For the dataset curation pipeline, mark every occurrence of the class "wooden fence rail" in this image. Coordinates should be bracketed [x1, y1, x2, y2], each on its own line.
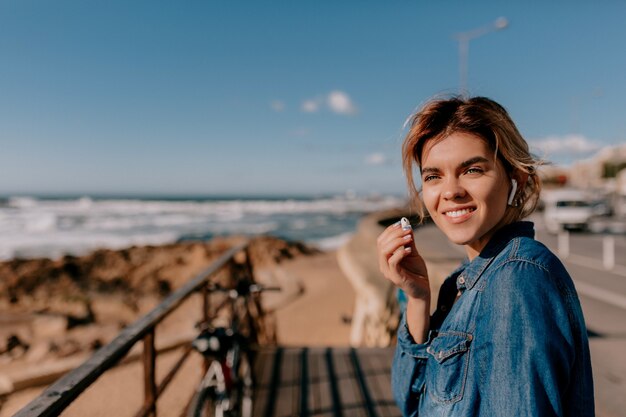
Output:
[14, 242, 253, 417]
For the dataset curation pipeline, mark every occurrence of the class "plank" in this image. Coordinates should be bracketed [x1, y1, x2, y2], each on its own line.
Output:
[252, 347, 399, 417]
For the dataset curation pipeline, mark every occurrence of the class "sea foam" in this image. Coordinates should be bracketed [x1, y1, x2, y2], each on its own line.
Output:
[0, 195, 404, 260]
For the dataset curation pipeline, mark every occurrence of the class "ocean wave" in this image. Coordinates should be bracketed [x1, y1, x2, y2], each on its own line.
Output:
[0, 194, 405, 259]
[4, 195, 404, 214]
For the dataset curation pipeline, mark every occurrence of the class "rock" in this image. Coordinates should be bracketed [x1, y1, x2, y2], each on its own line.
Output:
[49, 339, 82, 358]
[1, 335, 29, 355]
[31, 315, 67, 339]
[23, 342, 50, 362]
[66, 303, 95, 329]
[0, 374, 14, 396]
[0, 335, 29, 362]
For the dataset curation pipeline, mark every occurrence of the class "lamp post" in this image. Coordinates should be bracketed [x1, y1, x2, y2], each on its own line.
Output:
[454, 17, 509, 96]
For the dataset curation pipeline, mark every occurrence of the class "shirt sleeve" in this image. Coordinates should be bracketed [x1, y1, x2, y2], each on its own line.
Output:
[477, 260, 576, 417]
[392, 264, 466, 416]
[392, 312, 433, 416]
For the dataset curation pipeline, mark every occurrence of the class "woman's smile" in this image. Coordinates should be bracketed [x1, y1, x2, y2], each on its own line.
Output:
[442, 206, 476, 220]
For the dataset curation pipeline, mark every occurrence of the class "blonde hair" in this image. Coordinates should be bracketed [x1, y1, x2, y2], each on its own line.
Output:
[402, 96, 544, 223]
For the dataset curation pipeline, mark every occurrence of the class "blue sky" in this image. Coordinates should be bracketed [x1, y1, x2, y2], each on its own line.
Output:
[1, 1, 625, 196]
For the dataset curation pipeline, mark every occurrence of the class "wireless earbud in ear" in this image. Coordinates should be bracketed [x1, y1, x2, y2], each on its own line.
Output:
[507, 179, 518, 206]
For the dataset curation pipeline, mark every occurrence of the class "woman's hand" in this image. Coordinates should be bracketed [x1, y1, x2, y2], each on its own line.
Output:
[378, 220, 432, 342]
[377, 220, 430, 301]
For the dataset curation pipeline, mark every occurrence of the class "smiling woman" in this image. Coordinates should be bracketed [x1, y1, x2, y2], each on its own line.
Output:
[377, 96, 594, 416]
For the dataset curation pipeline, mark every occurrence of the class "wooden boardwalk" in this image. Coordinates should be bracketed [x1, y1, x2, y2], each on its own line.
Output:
[252, 347, 400, 417]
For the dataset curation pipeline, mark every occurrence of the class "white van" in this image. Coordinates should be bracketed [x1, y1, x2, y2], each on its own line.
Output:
[543, 189, 595, 234]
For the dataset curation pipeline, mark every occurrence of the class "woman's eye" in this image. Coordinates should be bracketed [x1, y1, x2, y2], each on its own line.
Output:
[423, 175, 439, 182]
[465, 167, 483, 175]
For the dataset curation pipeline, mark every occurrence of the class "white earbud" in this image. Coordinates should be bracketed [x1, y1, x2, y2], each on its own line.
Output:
[507, 179, 518, 206]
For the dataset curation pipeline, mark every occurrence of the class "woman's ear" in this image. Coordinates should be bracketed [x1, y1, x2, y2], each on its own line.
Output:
[508, 171, 529, 206]
[514, 171, 529, 191]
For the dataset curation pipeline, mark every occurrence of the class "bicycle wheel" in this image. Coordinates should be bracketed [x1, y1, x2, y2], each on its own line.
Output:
[234, 353, 254, 417]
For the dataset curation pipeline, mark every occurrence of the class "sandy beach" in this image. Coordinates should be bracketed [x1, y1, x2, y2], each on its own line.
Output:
[271, 250, 355, 346]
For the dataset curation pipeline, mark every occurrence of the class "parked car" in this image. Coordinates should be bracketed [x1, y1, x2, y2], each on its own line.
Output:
[543, 189, 595, 233]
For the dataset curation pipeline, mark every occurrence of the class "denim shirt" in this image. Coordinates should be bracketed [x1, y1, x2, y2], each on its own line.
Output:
[392, 221, 594, 416]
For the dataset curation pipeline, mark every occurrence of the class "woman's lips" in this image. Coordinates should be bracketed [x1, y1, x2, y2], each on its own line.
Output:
[442, 207, 476, 222]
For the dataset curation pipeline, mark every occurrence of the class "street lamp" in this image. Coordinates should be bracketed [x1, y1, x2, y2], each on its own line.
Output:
[454, 17, 509, 96]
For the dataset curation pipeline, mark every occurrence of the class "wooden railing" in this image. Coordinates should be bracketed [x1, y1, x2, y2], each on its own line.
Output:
[14, 241, 270, 417]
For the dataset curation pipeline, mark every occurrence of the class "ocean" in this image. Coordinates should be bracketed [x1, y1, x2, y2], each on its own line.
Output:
[0, 194, 406, 260]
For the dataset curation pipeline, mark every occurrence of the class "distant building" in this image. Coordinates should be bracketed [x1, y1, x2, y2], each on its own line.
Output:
[537, 143, 625, 189]
[538, 165, 569, 188]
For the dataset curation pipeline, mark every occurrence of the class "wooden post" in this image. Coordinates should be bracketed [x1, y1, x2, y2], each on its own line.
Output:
[243, 247, 255, 281]
[202, 283, 211, 374]
[202, 282, 210, 325]
[243, 248, 263, 344]
[143, 330, 157, 417]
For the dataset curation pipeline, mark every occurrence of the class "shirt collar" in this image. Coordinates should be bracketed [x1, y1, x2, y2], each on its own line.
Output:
[456, 221, 535, 291]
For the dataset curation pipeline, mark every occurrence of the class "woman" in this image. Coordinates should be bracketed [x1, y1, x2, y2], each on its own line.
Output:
[377, 96, 594, 416]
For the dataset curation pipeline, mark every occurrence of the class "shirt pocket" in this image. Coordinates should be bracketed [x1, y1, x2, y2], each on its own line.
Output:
[426, 331, 473, 404]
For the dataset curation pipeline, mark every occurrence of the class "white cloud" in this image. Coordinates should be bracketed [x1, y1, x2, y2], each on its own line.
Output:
[530, 134, 601, 156]
[300, 90, 358, 116]
[365, 153, 387, 166]
[270, 100, 285, 112]
[301, 99, 321, 113]
[327, 90, 357, 115]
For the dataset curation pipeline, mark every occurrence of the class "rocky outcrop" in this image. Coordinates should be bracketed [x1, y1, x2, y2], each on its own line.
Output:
[0, 236, 316, 368]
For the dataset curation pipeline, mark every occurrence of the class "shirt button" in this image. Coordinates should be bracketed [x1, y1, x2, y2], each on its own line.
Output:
[440, 304, 448, 312]
[458, 276, 466, 285]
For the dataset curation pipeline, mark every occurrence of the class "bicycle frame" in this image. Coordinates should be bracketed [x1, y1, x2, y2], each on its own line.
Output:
[188, 280, 276, 417]
[191, 327, 242, 398]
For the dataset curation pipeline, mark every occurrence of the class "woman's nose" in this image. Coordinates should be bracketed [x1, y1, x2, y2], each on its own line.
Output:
[442, 179, 465, 200]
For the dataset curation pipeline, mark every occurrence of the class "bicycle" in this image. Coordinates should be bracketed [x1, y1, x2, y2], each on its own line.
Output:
[187, 279, 279, 417]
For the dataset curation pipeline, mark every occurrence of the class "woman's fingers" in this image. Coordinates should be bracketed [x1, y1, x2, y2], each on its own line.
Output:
[377, 222, 415, 280]
[383, 235, 412, 257]
[376, 221, 430, 300]
[388, 244, 411, 269]
[378, 231, 411, 272]
[378, 224, 412, 251]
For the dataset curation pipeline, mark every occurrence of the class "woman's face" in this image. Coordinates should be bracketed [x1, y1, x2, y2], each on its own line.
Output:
[420, 132, 511, 259]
